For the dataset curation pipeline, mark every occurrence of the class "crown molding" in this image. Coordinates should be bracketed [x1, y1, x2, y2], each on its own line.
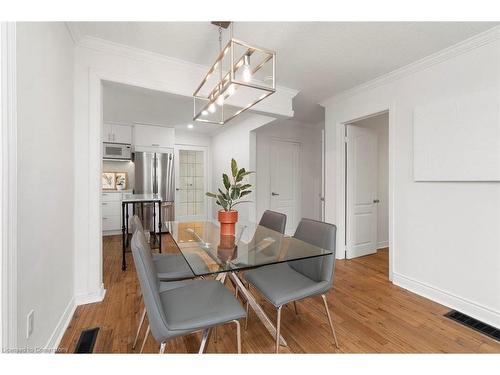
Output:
[64, 22, 81, 45]
[320, 25, 500, 107]
[74, 33, 299, 98]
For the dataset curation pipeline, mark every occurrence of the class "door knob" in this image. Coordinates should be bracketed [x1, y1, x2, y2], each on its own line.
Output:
[271, 192, 279, 196]
[373, 199, 380, 203]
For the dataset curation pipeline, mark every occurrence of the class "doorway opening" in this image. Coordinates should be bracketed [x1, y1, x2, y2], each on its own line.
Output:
[344, 112, 389, 273]
[254, 119, 324, 235]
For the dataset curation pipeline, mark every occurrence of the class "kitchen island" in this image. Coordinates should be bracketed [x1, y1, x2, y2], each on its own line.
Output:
[121, 193, 163, 270]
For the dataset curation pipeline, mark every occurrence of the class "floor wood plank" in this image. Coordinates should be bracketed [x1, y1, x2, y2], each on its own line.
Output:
[58, 236, 500, 353]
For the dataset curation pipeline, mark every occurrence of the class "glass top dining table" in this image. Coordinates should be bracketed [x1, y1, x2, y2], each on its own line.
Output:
[164, 221, 332, 277]
[164, 220, 333, 348]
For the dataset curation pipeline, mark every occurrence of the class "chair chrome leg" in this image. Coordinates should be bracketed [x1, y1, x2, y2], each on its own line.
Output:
[233, 320, 242, 354]
[293, 301, 298, 315]
[276, 306, 282, 354]
[132, 307, 147, 350]
[198, 328, 210, 354]
[159, 341, 167, 354]
[140, 325, 150, 353]
[321, 294, 339, 349]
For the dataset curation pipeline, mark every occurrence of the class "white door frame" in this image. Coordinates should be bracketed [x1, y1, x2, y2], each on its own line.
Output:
[83, 69, 215, 303]
[173, 144, 211, 222]
[1, 22, 18, 350]
[335, 105, 395, 281]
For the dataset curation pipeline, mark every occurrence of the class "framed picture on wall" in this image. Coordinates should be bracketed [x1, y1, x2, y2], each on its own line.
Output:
[102, 172, 116, 190]
[115, 172, 127, 190]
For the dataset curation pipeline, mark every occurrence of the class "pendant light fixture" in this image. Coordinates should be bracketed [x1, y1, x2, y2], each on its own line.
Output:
[193, 22, 276, 125]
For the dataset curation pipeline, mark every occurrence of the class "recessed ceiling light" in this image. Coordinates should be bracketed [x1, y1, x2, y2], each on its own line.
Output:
[187, 124, 194, 129]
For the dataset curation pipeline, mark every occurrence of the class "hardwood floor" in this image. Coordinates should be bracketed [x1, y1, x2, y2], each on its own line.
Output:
[58, 236, 500, 353]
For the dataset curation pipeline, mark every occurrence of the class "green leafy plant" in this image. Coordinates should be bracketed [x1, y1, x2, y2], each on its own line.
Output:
[206, 158, 254, 211]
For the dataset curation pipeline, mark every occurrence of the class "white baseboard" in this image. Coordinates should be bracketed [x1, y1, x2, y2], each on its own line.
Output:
[377, 241, 389, 249]
[393, 272, 500, 329]
[44, 297, 76, 352]
[74, 284, 106, 306]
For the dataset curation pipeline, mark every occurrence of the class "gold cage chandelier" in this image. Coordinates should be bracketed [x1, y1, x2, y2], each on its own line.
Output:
[193, 21, 276, 125]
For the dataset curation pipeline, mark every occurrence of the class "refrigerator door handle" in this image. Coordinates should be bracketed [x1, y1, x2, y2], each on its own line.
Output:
[152, 154, 158, 195]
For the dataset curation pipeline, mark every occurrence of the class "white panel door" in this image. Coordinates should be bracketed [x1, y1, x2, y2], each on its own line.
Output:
[270, 139, 300, 235]
[346, 124, 378, 259]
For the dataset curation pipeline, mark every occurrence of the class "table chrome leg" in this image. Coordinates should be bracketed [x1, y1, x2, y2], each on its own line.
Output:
[244, 300, 250, 331]
[229, 272, 287, 347]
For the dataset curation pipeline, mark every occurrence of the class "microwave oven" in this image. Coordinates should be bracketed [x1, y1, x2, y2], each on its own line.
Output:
[103, 142, 132, 160]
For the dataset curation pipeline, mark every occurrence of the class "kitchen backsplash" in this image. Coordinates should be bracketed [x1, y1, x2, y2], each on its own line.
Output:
[102, 160, 135, 191]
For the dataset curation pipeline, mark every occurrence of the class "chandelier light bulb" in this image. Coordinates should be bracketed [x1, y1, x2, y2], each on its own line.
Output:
[201, 110, 208, 116]
[227, 84, 235, 96]
[208, 103, 216, 113]
[242, 54, 252, 82]
[216, 95, 224, 106]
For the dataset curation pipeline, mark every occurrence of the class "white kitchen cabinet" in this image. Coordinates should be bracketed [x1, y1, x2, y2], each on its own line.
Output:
[133, 124, 175, 152]
[103, 123, 132, 144]
[101, 190, 132, 235]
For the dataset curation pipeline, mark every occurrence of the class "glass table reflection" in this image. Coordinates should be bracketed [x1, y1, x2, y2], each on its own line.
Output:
[164, 221, 333, 347]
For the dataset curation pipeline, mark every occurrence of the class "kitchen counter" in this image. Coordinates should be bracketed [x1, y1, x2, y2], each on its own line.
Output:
[122, 193, 162, 203]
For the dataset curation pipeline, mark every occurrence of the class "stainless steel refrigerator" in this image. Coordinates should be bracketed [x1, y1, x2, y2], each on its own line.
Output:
[134, 152, 175, 232]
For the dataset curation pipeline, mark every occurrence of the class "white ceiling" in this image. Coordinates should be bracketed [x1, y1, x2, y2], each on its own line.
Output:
[102, 81, 252, 135]
[102, 81, 215, 134]
[80, 22, 499, 123]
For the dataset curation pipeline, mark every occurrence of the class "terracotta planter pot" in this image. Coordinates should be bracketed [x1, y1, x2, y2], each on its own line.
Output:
[218, 209, 238, 236]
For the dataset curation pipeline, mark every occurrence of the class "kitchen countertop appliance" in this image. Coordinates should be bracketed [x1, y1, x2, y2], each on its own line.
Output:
[134, 151, 175, 232]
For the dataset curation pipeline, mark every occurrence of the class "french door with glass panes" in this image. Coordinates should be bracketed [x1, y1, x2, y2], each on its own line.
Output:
[174, 146, 208, 222]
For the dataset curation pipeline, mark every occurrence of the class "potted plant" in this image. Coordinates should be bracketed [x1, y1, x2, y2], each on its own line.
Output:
[206, 158, 253, 236]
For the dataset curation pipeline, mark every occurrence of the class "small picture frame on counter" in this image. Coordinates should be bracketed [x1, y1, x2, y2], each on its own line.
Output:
[115, 172, 127, 190]
[102, 172, 116, 190]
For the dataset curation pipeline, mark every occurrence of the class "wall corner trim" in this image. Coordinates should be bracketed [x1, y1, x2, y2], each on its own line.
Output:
[320, 26, 500, 107]
[44, 297, 77, 352]
[74, 285, 106, 306]
[393, 272, 500, 329]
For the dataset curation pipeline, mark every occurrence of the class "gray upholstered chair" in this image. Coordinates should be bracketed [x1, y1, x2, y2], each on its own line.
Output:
[258, 210, 287, 234]
[235, 210, 286, 303]
[131, 230, 246, 353]
[244, 218, 339, 353]
[130, 215, 210, 350]
[130, 215, 196, 281]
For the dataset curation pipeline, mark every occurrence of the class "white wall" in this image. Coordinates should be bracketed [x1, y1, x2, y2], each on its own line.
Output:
[351, 113, 389, 248]
[210, 114, 276, 225]
[322, 30, 500, 327]
[16, 22, 75, 348]
[175, 130, 211, 148]
[255, 119, 323, 228]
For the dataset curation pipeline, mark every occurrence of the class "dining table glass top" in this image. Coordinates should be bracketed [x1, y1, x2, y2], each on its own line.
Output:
[164, 221, 333, 277]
